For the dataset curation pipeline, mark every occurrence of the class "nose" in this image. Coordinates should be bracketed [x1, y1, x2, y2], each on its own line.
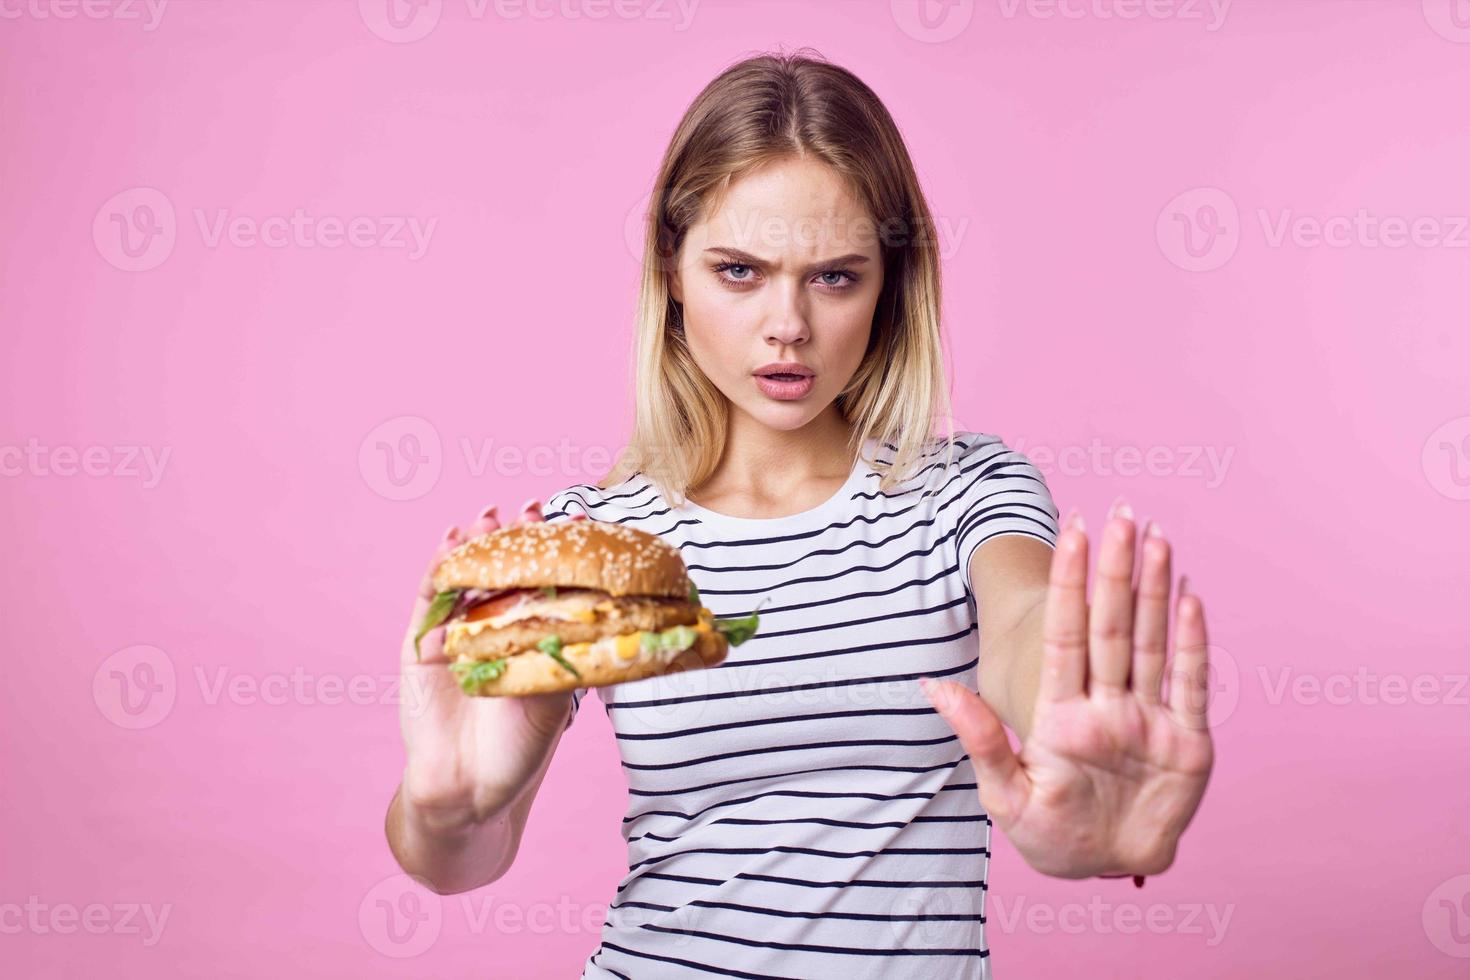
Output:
[762, 287, 810, 348]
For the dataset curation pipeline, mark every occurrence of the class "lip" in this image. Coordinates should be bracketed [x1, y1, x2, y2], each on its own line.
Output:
[752, 362, 815, 379]
[752, 362, 816, 401]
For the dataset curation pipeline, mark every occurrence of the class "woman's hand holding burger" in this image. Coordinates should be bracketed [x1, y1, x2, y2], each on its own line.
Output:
[386, 499, 585, 894]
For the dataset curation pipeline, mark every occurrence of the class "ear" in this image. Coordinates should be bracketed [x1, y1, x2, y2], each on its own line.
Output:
[669, 266, 684, 304]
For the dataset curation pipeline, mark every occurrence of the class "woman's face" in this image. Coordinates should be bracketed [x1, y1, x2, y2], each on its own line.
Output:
[670, 157, 884, 434]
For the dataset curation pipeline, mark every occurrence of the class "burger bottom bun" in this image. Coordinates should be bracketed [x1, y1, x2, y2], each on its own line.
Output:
[457, 629, 728, 697]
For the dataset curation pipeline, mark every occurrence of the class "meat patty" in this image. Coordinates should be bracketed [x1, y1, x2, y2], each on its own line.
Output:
[446, 595, 702, 660]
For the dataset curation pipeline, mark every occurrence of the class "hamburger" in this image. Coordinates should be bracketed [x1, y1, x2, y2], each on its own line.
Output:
[414, 520, 761, 696]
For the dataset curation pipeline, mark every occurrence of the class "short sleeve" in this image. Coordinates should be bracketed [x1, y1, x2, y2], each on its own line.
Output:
[542, 486, 594, 729]
[944, 433, 1060, 599]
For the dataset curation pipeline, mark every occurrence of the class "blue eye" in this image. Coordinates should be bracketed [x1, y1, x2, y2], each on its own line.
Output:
[711, 262, 858, 292]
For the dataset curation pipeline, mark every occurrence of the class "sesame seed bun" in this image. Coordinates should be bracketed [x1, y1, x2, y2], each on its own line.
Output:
[432, 521, 691, 598]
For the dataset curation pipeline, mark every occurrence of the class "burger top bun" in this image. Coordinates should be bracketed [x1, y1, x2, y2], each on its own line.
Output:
[431, 520, 692, 598]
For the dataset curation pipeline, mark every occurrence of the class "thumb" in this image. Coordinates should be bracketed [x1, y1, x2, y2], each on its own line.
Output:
[921, 677, 1029, 826]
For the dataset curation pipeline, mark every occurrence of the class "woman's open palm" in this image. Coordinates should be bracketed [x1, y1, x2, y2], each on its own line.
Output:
[925, 505, 1215, 879]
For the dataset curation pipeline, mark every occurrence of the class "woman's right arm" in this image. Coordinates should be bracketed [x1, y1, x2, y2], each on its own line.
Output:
[384, 502, 578, 894]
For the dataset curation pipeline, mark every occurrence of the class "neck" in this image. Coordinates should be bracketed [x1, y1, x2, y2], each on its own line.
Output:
[705, 403, 859, 494]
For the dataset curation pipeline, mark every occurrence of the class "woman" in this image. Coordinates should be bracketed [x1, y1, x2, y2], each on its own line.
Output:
[388, 50, 1214, 978]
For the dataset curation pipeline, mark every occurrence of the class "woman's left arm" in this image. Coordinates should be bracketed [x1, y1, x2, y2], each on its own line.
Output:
[922, 499, 1215, 880]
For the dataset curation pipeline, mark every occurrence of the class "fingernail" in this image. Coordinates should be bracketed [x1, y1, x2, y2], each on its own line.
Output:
[1108, 496, 1134, 521]
[442, 525, 461, 543]
[1066, 509, 1086, 533]
[479, 504, 499, 521]
[1145, 519, 1164, 538]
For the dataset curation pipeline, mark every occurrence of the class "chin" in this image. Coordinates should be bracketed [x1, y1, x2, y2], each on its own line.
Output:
[734, 396, 829, 431]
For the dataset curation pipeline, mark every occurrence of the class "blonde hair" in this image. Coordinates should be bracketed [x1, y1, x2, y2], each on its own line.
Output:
[603, 47, 957, 503]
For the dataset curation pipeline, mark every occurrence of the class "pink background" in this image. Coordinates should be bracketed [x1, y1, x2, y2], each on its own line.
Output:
[3, 1, 1468, 976]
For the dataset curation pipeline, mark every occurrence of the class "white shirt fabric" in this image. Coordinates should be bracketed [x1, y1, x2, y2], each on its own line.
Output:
[541, 431, 1059, 980]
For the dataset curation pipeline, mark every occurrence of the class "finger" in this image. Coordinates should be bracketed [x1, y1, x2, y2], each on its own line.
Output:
[416, 625, 448, 665]
[1087, 498, 1137, 695]
[416, 525, 466, 601]
[517, 498, 545, 524]
[1038, 509, 1088, 704]
[403, 525, 464, 666]
[1131, 520, 1171, 703]
[921, 678, 1029, 826]
[464, 503, 503, 540]
[1167, 576, 1211, 730]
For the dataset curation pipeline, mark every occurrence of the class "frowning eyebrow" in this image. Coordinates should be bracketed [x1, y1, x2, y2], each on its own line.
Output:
[703, 246, 871, 270]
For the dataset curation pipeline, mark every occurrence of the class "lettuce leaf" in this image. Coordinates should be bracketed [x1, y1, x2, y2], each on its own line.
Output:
[713, 597, 769, 646]
[538, 634, 581, 679]
[448, 658, 507, 694]
[415, 589, 464, 661]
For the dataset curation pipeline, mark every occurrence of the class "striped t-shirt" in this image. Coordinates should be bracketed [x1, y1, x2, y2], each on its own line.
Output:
[541, 431, 1059, 980]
